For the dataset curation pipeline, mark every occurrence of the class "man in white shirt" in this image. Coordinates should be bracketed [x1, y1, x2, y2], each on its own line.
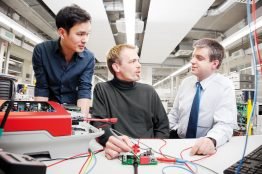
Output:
[168, 38, 237, 155]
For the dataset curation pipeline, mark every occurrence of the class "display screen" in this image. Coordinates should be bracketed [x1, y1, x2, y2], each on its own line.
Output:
[259, 104, 262, 116]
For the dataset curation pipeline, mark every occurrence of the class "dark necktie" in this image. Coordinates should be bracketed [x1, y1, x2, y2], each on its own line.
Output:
[186, 82, 202, 138]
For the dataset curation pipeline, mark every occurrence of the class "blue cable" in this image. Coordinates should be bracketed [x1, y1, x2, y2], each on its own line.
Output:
[86, 152, 97, 174]
[185, 161, 198, 172]
[236, 1, 259, 173]
[162, 165, 194, 174]
[176, 159, 187, 163]
[176, 159, 198, 171]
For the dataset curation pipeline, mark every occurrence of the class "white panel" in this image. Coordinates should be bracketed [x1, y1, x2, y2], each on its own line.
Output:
[0, 28, 15, 43]
[42, 0, 115, 62]
[10, 44, 32, 61]
[140, 0, 215, 63]
[139, 66, 152, 85]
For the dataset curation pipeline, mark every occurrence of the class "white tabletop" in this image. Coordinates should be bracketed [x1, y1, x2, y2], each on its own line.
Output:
[45, 135, 262, 174]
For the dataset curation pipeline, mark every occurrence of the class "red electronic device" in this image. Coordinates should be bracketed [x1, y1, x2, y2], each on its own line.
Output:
[0, 101, 71, 137]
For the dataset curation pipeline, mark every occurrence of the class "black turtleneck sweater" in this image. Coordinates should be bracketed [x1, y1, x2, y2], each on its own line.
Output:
[92, 78, 169, 146]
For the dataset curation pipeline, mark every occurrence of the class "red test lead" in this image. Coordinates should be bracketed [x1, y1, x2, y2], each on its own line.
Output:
[84, 118, 118, 124]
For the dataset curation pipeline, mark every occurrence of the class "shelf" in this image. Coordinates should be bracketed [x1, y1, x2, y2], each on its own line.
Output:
[8, 69, 22, 74]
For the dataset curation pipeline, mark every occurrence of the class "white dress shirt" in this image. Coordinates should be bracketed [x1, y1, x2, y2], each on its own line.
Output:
[168, 73, 238, 147]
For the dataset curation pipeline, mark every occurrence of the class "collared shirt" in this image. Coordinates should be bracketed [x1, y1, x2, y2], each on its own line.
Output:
[32, 39, 95, 104]
[168, 73, 238, 147]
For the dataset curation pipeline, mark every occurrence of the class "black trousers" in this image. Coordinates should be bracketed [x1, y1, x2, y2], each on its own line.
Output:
[169, 129, 181, 139]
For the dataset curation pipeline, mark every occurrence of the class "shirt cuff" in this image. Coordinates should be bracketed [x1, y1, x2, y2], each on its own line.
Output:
[35, 88, 49, 97]
[207, 137, 217, 147]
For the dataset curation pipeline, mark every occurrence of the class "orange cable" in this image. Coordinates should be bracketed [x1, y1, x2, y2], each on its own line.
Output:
[252, 0, 262, 73]
[47, 152, 89, 168]
[78, 151, 92, 174]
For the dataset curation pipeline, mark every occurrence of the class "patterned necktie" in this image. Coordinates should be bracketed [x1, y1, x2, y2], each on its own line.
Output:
[186, 82, 202, 138]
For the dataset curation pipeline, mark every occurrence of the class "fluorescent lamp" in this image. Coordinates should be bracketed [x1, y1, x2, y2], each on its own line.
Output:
[0, 11, 44, 44]
[94, 75, 106, 82]
[153, 63, 191, 87]
[221, 16, 262, 48]
[116, 18, 144, 34]
[153, 16, 262, 87]
[123, 0, 136, 45]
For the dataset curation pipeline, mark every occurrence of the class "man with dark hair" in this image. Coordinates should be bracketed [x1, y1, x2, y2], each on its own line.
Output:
[92, 44, 169, 160]
[32, 5, 95, 116]
[168, 38, 237, 155]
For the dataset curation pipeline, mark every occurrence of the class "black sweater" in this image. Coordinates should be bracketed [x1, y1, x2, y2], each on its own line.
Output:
[92, 78, 169, 146]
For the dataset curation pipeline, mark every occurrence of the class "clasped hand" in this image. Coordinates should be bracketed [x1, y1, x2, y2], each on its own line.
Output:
[190, 137, 216, 155]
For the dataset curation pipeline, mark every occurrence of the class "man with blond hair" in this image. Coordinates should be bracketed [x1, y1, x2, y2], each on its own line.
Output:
[92, 44, 169, 160]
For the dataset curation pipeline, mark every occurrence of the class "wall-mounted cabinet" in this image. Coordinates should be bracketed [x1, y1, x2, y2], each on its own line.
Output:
[2, 55, 23, 77]
[0, 40, 33, 84]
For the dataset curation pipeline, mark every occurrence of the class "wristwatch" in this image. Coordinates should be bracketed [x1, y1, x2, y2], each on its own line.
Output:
[207, 137, 217, 147]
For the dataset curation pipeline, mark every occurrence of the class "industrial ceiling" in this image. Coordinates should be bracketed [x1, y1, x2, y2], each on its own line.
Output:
[0, 0, 261, 84]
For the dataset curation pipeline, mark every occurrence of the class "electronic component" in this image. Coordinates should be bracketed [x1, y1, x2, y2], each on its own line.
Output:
[0, 151, 46, 174]
[0, 123, 104, 159]
[122, 154, 158, 165]
[72, 122, 96, 135]
[0, 101, 55, 112]
[254, 103, 262, 135]
[122, 148, 157, 165]
[0, 102, 104, 159]
[62, 104, 81, 112]
[0, 101, 71, 136]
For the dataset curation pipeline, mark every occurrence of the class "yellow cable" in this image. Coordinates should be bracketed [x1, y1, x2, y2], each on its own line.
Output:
[81, 152, 93, 174]
[246, 98, 253, 135]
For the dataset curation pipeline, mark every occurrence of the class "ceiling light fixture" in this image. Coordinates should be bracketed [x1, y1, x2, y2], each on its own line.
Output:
[153, 16, 262, 87]
[116, 18, 144, 34]
[153, 63, 191, 87]
[221, 15, 262, 48]
[123, 0, 136, 45]
[0, 11, 44, 45]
